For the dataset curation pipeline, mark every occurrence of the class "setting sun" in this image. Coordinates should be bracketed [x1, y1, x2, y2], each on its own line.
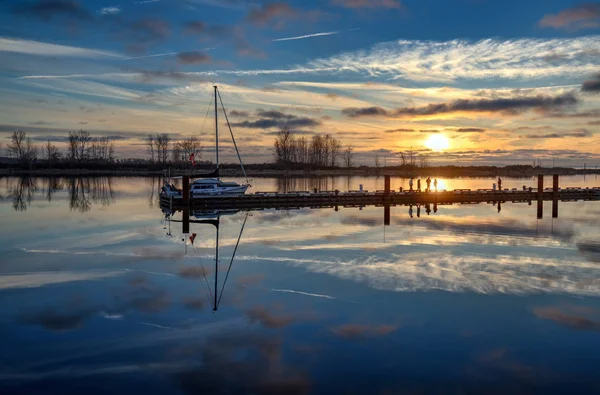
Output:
[425, 134, 450, 151]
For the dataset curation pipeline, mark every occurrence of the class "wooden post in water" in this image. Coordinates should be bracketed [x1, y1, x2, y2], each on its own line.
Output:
[182, 176, 190, 234]
[384, 175, 391, 201]
[552, 174, 559, 218]
[384, 204, 390, 226]
[183, 206, 190, 234]
[537, 174, 544, 219]
[183, 176, 190, 206]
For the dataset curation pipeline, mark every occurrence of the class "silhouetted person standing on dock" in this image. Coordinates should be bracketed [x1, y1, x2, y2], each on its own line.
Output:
[417, 179, 421, 192]
[433, 179, 438, 191]
[409, 178, 414, 192]
[498, 177, 502, 191]
[426, 177, 431, 192]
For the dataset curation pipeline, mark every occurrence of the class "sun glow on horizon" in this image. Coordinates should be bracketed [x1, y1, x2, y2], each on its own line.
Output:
[425, 134, 450, 151]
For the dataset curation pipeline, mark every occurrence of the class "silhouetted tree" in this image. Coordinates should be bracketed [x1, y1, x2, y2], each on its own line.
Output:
[6, 131, 37, 163]
[343, 144, 355, 168]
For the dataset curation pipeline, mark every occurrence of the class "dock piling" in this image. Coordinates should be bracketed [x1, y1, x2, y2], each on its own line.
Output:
[552, 174, 559, 218]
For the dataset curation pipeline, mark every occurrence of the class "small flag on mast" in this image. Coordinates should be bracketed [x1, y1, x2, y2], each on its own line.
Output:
[189, 233, 197, 245]
[190, 153, 196, 166]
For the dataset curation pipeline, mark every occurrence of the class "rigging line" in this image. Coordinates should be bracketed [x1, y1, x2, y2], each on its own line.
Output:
[192, 242, 214, 305]
[217, 89, 248, 184]
[199, 92, 213, 138]
[216, 212, 248, 308]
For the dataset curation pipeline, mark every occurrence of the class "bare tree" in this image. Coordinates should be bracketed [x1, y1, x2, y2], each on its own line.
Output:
[273, 128, 294, 164]
[419, 153, 429, 168]
[178, 136, 202, 162]
[45, 140, 61, 163]
[399, 151, 407, 166]
[6, 131, 26, 160]
[155, 133, 171, 164]
[7, 131, 37, 163]
[343, 144, 355, 168]
[147, 134, 155, 163]
[67, 130, 92, 162]
[330, 137, 342, 167]
[296, 136, 309, 164]
[89, 137, 115, 162]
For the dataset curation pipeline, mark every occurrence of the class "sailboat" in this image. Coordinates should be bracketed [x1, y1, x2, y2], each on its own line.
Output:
[190, 86, 249, 197]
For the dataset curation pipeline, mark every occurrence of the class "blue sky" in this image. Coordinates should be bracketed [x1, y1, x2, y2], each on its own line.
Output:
[0, 0, 599, 165]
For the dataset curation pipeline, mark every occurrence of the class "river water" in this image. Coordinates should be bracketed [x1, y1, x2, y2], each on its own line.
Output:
[1, 175, 600, 394]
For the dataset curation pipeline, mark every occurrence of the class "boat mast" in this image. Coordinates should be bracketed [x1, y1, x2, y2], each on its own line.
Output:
[214, 85, 219, 180]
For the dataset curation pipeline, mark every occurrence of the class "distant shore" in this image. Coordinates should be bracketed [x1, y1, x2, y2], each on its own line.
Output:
[1, 166, 599, 178]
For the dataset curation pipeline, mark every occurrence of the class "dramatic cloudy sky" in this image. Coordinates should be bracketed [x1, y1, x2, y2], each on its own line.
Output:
[1, 0, 600, 165]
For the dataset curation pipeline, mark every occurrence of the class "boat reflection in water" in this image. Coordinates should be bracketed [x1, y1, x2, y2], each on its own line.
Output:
[162, 206, 248, 311]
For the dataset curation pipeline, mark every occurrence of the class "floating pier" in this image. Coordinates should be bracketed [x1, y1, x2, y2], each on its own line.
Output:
[160, 175, 600, 211]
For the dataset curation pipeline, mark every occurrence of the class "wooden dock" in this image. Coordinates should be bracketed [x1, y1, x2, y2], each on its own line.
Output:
[161, 183, 600, 211]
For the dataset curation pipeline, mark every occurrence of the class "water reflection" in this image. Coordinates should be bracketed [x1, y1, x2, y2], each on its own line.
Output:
[163, 207, 248, 311]
[3, 176, 600, 394]
[68, 177, 115, 212]
[6, 177, 36, 211]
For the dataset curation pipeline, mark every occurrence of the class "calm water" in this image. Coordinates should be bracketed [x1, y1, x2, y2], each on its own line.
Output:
[1, 175, 600, 394]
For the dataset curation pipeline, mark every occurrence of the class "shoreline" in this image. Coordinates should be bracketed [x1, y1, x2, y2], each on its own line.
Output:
[1, 167, 599, 178]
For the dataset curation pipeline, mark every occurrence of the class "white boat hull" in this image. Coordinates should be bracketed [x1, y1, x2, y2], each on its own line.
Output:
[191, 185, 249, 197]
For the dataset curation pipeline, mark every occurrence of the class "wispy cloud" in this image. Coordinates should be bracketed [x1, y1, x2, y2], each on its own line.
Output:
[97, 6, 120, 15]
[14, 37, 600, 84]
[273, 31, 340, 42]
[539, 4, 600, 31]
[135, 0, 161, 3]
[0, 37, 121, 58]
[308, 36, 600, 82]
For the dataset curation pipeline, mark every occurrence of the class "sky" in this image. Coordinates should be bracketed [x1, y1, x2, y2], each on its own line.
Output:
[0, 0, 599, 166]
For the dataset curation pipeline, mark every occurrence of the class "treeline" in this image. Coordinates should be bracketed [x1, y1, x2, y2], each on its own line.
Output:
[2, 130, 206, 170]
[273, 129, 355, 167]
[4, 130, 115, 165]
[145, 134, 202, 166]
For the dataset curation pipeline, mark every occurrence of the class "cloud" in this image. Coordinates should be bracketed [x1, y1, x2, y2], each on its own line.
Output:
[385, 128, 414, 133]
[341, 93, 579, 118]
[177, 51, 212, 64]
[420, 129, 440, 133]
[15, 0, 92, 21]
[246, 2, 297, 26]
[232, 109, 321, 129]
[98, 6, 120, 15]
[534, 305, 600, 332]
[122, 18, 171, 52]
[229, 110, 249, 117]
[582, 73, 600, 92]
[0, 37, 121, 58]
[331, 0, 402, 9]
[246, 306, 295, 329]
[330, 324, 397, 339]
[182, 296, 205, 310]
[539, 4, 600, 31]
[184, 20, 206, 34]
[19, 305, 96, 331]
[273, 31, 340, 42]
[455, 128, 486, 133]
[525, 128, 592, 139]
[179, 266, 213, 279]
[342, 106, 390, 117]
[308, 36, 600, 82]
